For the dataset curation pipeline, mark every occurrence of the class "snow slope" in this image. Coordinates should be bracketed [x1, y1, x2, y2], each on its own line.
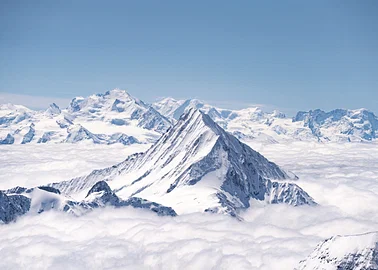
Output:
[1, 138, 378, 269]
[0, 89, 169, 145]
[49, 109, 315, 217]
[2, 91, 377, 145]
[297, 232, 378, 270]
[0, 181, 176, 223]
[152, 97, 185, 120]
[153, 98, 378, 143]
[293, 108, 378, 142]
[67, 89, 171, 133]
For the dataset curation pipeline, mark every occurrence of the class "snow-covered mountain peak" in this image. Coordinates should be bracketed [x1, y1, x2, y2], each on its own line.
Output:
[172, 98, 217, 120]
[0, 90, 172, 145]
[271, 109, 286, 118]
[65, 89, 171, 133]
[67, 96, 85, 113]
[293, 108, 378, 141]
[152, 97, 185, 119]
[153, 97, 224, 121]
[298, 231, 378, 270]
[51, 108, 315, 217]
[0, 103, 32, 113]
[67, 89, 141, 114]
[45, 103, 61, 116]
[156, 97, 181, 104]
[104, 88, 132, 98]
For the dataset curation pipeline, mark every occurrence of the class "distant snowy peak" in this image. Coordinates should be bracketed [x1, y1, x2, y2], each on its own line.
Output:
[2, 90, 377, 144]
[0, 103, 34, 126]
[154, 97, 378, 142]
[171, 99, 208, 120]
[293, 108, 378, 141]
[153, 98, 227, 121]
[0, 89, 170, 145]
[45, 103, 61, 116]
[0, 103, 33, 114]
[152, 97, 185, 119]
[298, 232, 378, 270]
[52, 109, 315, 217]
[65, 125, 139, 145]
[68, 89, 136, 113]
[67, 89, 171, 132]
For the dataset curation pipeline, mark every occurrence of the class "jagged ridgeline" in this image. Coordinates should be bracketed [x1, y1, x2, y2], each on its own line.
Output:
[1, 182, 176, 224]
[153, 97, 378, 142]
[1, 109, 316, 223]
[297, 232, 378, 270]
[0, 90, 171, 145]
[1, 90, 378, 145]
[45, 109, 315, 216]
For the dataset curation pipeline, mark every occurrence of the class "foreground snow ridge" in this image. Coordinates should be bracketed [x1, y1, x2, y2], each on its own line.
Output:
[298, 232, 378, 270]
[49, 109, 316, 218]
[0, 181, 176, 224]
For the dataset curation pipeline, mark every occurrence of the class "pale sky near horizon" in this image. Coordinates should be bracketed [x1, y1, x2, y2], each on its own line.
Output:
[1, 0, 377, 114]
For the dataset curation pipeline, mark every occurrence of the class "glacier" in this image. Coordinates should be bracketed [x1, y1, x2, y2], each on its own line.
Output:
[153, 97, 378, 143]
[0, 89, 169, 145]
[2, 91, 378, 145]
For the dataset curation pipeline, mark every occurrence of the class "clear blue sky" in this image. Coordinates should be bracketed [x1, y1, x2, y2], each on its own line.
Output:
[1, 0, 377, 114]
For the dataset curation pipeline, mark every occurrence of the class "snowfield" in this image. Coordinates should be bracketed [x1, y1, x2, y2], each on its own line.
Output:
[1, 141, 378, 269]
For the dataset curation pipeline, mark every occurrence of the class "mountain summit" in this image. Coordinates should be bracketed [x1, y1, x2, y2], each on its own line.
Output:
[293, 108, 378, 141]
[67, 89, 172, 133]
[51, 109, 315, 217]
[0, 89, 171, 145]
[298, 232, 378, 270]
[153, 98, 378, 143]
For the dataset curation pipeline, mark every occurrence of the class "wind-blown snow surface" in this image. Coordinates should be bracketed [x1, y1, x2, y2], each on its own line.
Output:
[0, 141, 378, 269]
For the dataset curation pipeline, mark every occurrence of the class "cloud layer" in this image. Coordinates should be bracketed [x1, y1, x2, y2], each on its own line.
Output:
[0, 143, 150, 190]
[0, 141, 378, 269]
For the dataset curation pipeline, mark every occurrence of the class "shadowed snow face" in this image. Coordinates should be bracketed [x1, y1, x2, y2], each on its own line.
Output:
[0, 141, 378, 269]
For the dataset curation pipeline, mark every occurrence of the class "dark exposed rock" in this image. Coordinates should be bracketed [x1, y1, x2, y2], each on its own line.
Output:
[0, 191, 30, 223]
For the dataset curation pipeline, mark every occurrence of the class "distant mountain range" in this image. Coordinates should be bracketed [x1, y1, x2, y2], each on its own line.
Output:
[0, 90, 170, 145]
[1, 89, 377, 269]
[153, 97, 378, 143]
[1, 89, 377, 145]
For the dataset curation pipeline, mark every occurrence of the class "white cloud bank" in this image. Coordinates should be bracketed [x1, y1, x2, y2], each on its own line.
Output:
[0, 143, 150, 190]
[0, 141, 378, 269]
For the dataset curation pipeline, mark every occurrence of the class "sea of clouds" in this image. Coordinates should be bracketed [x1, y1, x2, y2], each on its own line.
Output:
[0, 141, 378, 269]
[0, 143, 150, 189]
